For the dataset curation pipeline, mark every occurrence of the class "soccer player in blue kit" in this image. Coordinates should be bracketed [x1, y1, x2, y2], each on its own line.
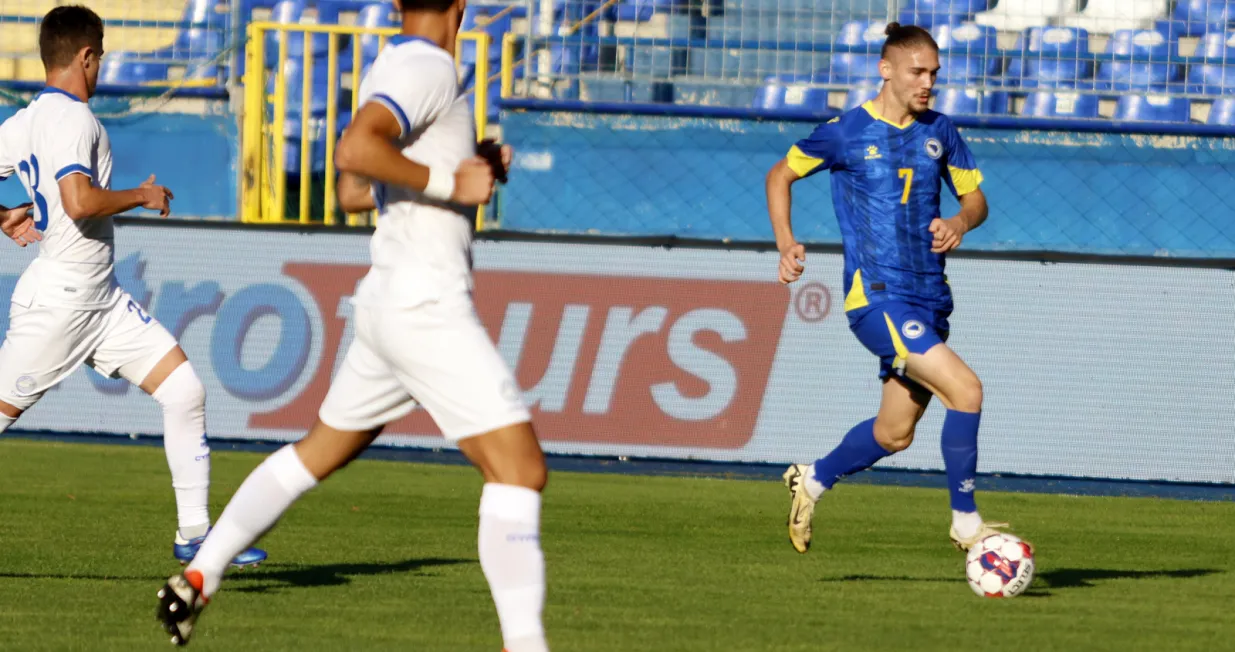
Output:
[766, 23, 1014, 554]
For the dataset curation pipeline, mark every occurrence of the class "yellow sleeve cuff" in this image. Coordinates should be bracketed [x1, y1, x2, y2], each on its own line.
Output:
[786, 145, 824, 178]
[948, 166, 984, 196]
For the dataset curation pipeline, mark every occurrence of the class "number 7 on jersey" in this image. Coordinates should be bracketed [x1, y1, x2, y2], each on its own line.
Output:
[898, 168, 913, 205]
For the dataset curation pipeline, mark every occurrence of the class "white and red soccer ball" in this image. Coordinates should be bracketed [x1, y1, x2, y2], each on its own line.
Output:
[965, 533, 1035, 598]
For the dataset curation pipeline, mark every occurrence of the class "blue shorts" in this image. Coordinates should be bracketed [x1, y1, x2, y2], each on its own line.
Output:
[848, 301, 950, 386]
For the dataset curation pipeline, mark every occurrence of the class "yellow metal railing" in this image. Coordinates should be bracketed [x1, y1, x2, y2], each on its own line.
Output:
[241, 22, 492, 228]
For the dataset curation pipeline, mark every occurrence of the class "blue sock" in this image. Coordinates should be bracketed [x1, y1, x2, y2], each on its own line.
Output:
[941, 409, 981, 513]
[811, 418, 893, 490]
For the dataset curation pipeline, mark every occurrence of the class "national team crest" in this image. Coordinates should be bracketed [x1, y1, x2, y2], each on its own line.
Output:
[924, 138, 943, 160]
[902, 320, 925, 339]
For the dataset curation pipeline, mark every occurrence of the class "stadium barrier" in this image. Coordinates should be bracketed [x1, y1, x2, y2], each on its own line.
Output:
[495, 106, 1235, 257]
[0, 220, 1231, 486]
[239, 21, 495, 228]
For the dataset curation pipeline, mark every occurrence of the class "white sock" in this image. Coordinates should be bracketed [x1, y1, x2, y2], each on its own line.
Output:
[479, 484, 548, 652]
[152, 363, 211, 535]
[804, 464, 826, 500]
[952, 509, 984, 540]
[188, 445, 317, 597]
[0, 413, 15, 434]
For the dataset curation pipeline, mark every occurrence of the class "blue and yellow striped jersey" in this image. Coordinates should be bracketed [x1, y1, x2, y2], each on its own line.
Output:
[788, 101, 983, 314]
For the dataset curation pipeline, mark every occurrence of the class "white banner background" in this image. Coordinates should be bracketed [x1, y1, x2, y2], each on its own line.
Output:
[1, 223, 1231, 484]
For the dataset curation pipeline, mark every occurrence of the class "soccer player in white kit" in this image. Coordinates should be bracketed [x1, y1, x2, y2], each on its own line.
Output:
[156, 0, 550, 649]
[0, 6, 265, 567]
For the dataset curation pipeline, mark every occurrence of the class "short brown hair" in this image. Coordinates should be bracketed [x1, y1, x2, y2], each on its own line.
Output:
[881, 22, 938, 58]
[39, 5, 104, 69]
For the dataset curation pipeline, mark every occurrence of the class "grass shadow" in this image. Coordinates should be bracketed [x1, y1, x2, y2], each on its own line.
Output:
[820, 568, 1221, 599]
[229, 557, 474, 593]
[1036, 567, 1221, 589]
[0, 571, 165, 582]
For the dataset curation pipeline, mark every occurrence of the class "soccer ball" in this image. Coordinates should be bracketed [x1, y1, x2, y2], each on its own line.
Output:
[965, 533, 1035, 598]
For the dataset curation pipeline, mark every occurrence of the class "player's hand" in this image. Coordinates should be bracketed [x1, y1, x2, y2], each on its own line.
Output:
[452, 157, 495, 206]
[778, 242, 806, 285]
[138, 174, 174, 217]
[929, 216, 967, 253]
[476, 139, 511, 184]
[1, 203, 40, 247]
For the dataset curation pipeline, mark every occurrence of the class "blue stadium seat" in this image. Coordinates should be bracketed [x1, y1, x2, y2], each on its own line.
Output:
[708, 11, 780, 42]
[934, 88, 1009, 114]
[1207, 96, 1235, 123]
[1115, 94, 1192, 121]
[829, 21, 887, 84]
[615, 0, 682, 22]
[752, 75, 831, 115]
[100, 0, 226, 85]
[1003, 26, 1095, 89]
[1094, 28, 1182, 91]
[315, 0, 371, 24]
[267, 58, 342, 119]
[263, 0, 330, 69]
[900, 0, 991, 28]
[1162, 0, 1235, 38]
[1021, 90, 1100, 118]
[1187, 31, 1235, 93]
[342, 1, 397, 73]
[461, 5, 514, 65]
[551, 2, 603, 74]
[844, 85, 881, 110]
[636, 47, 675, 78]
[932, 22, 1000, 83]
[100, 56, 173, 85]
[282, 111, 351, 175]
[241, 0, 285, 17]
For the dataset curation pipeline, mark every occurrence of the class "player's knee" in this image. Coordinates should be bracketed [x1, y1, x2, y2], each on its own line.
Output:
[489, 458, 548, 493]
[872, 419, 915, 453]
[152, 362, 206, 410]
[951, 374, 983, 413]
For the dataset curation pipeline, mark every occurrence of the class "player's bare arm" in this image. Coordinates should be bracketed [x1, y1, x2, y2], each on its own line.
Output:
[930, 187, 988, 254]
[337, 170, 376, 213]
[766, 157, 806, 285]
[59, 172, 172, 219]
[0, 203, 41, 246]
[335, 102, 494, 206]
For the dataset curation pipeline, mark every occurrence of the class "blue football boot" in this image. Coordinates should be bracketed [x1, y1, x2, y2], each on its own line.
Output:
[173, 530, 267, 568]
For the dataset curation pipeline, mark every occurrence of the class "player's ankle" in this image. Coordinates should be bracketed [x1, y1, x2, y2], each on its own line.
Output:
[804, 464, 827, 500]
[179, 523, 209, 540]
[952, 510, 983, 539]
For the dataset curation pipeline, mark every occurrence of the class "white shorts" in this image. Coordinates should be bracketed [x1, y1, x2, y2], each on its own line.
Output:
[0, 289, 178, 410]
[318, 294, 530, 441]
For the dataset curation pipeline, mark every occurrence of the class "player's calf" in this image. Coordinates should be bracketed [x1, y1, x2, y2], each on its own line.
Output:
[905, 346, 997, 545]
[459, 422, 550, 652]
[149, 359, 212, 540]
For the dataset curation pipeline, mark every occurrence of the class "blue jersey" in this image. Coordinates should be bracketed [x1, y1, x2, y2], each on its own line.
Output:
[787, 102, 983, 315]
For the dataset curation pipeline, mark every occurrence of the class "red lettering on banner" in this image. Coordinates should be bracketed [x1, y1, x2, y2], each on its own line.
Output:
[250, 267, 792, 449]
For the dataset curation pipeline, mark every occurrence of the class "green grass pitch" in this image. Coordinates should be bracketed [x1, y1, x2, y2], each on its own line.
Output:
[1, 438, 1232, 651]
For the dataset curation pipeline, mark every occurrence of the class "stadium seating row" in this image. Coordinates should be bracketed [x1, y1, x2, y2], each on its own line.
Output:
[903, 0, 1233, 36]
[753, 85, 1235, 124]
[813, 22, 1235, 94]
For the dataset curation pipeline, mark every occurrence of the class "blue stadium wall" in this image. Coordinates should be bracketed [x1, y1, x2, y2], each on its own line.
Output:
[500, 108, 1235, 258]
[0, 104, 237, 219]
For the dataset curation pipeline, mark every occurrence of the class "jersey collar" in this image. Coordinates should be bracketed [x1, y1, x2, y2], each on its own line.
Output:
[388, 35, 444, 50]
[862, 101, 915, 130]
[34, 86, 84, 103]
